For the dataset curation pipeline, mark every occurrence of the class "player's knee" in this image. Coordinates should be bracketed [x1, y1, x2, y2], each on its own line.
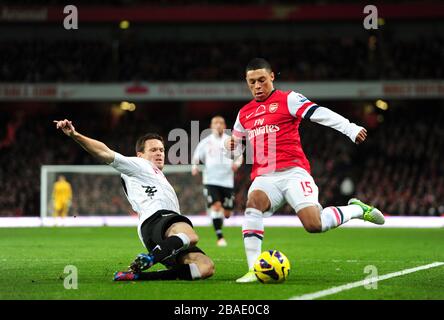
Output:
[199, 259, 215, 279]
[246, 198, 260, 209]
[246, 191, 270, 212]
[188, 232, 199, 246]
[212, 202, 222, 211]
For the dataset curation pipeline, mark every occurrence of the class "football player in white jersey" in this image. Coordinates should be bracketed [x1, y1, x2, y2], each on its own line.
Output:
[54, 119, 214, 281]
[192, 116, 243, 247]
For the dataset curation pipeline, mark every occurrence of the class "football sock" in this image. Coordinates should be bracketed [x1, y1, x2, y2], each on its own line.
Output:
[321, 205, 363, 232]
[242, 207, 264, 270]
[136, 263, 201, 281]
[150, 233, 191, 264]
[212, 218, 224, 240]
[209, 208, 224, 219]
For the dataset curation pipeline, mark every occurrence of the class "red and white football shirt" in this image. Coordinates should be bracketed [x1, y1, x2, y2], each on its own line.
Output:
[232, 89, 363, 181]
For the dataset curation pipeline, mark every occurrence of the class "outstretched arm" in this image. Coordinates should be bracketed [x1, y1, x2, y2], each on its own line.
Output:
[308, 107, 367, 144]
[54, 119, 115, 164]
[288, 92, 367, 144]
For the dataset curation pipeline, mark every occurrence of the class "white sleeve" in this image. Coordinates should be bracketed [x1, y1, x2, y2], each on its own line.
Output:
[287, 91, 318, 118]
[109, 152, 144, 176]
[232, 112, 246, 139]
[288, 91, 363, 143]
[308, 106, 364, 143]
[192, 140, 204, 165]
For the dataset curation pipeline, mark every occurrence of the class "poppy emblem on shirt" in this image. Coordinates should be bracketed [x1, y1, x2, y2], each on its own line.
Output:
[269, 103, 278, 113]
[256, 105, 266, 116]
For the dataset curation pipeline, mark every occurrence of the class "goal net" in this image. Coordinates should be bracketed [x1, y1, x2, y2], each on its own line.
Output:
[40, 165, 206, 218]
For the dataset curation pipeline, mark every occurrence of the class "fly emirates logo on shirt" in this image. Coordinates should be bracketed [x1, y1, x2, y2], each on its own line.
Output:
[247, 118, 280, 140]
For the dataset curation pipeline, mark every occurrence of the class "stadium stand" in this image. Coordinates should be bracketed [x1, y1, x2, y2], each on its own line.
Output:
[0, 1, 443, 218]
[1, 36, 444, 82]
[1, 101, 443, 217]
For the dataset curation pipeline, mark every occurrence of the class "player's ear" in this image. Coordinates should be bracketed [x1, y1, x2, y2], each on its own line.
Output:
[270, 71, 275, 81]
[136, 151, 143, 158]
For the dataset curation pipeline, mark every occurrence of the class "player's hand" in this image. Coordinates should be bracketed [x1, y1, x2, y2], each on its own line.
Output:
[355, 128, 367, 145]
[224, 137, 236, 151]
[191, 167, 199, 176]
[54, 119, 76, 137]
[232, 164, 239, 172]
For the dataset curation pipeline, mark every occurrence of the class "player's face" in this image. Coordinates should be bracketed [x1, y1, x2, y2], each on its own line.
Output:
[140, 139, 165, 170]
[210, 117, 226, 136]
[246, 68, 275, 101]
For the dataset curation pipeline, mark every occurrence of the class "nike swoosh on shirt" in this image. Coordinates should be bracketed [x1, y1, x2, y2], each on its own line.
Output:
[246, 112, 254, 119]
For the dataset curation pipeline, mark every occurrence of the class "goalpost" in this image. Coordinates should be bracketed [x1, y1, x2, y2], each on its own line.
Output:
[40, 164, 206, 219]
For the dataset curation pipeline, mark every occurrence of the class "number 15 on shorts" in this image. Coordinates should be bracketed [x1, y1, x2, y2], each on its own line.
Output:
[300, 181, 313, 196]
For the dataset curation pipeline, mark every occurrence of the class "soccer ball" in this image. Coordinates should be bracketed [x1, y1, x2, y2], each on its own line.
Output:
[253, 250, 290, 284]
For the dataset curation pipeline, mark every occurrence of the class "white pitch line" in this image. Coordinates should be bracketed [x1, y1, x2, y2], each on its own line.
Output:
[289, 261, 444, 300]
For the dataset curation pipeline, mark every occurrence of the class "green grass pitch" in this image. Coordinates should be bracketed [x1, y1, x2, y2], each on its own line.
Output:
[0, 226, 443, 300]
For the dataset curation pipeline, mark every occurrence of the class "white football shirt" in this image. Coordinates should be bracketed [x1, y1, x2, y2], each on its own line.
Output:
[109, 152, 180, 241]
[192, 133, 241, 188]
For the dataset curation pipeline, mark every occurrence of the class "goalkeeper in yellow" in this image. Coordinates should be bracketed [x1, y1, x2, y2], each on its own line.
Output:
[52, 175, 72, 218]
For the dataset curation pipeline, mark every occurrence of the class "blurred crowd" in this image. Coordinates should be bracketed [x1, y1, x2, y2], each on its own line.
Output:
[0, 102, 443, 217]
[1, 36, 443, 82]
[354, 107, 444, 216]
[0, 105, 165, 217]
[271, 104, 444, 217]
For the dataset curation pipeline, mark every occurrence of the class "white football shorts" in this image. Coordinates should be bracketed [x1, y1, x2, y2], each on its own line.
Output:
[248, 167, 323, 217]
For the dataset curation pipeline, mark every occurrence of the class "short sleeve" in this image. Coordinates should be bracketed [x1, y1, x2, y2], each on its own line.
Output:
[232, 112, 246, 139]
[287, 91, 319, 119]
[109, 152, 145, 176]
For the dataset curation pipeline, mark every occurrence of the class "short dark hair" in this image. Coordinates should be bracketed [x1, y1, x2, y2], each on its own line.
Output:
[246, 58, 272, 73]
[135, 133, 164, 153]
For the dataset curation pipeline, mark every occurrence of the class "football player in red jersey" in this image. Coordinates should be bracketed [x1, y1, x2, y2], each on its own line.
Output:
[225, 58, 385, 283]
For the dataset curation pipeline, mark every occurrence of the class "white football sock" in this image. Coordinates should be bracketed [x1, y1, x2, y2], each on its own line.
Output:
[174, 232, 191, 249]
[321, 205, 363, 232]
[189, 263, 202, 280]
[208, 208, 224, 219]
[242, 208, 264, 270]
